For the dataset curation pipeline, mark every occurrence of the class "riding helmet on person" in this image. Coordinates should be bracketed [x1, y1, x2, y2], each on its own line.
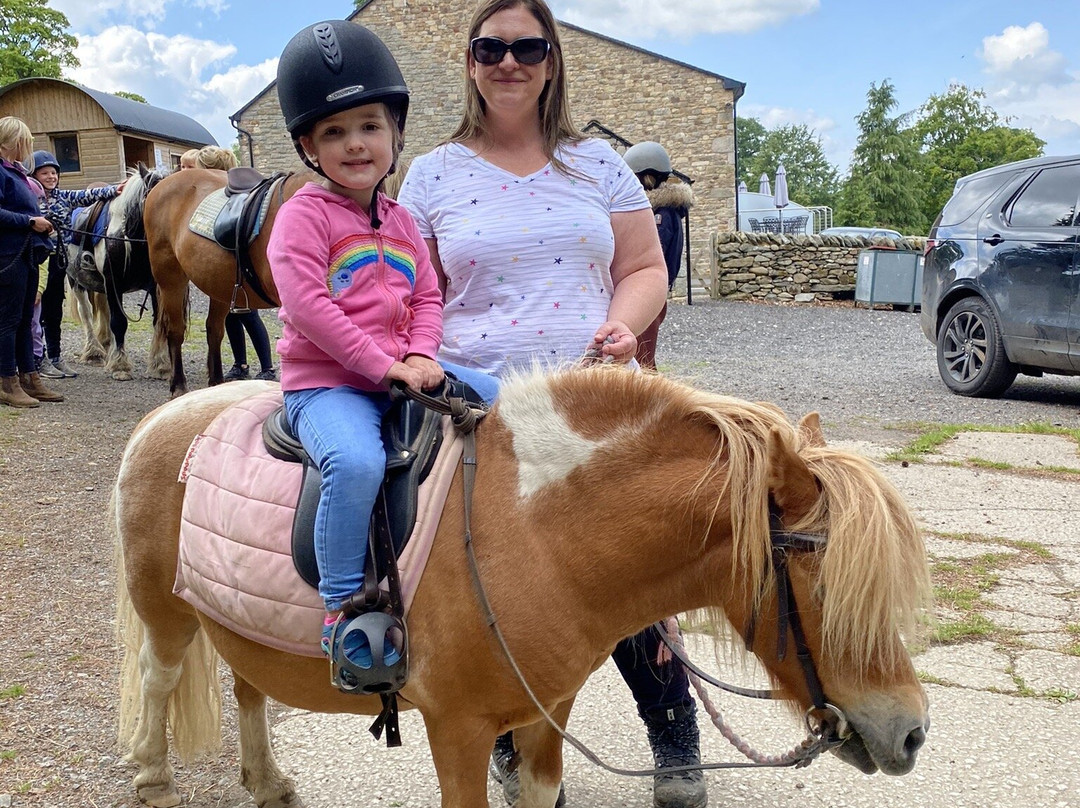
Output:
[623, 141, 673, 188]
[276, 20, 410, 179]
[32, 150, 60, 174]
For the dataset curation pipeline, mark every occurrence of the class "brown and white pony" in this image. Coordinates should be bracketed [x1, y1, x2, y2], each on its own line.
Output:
[113, 365, 932, 808]
[135, 167, 313, 396]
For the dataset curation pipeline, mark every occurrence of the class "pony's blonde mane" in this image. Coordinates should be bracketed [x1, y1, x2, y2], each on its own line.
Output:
[525, 365, 931, 673]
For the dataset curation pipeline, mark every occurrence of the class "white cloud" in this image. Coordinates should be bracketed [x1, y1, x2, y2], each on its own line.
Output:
[978, 22, 1080, 156]
[554, 0, 819, 39]
[979, 23, 1069, 87]
[67, 25, 275, 147]
[51, 0, 170, 32]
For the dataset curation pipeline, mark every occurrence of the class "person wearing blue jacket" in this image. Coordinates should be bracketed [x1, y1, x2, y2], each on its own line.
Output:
[623, 141, 694, 371]
[32, 150, 120, 378]
[0, 118, 62, 407]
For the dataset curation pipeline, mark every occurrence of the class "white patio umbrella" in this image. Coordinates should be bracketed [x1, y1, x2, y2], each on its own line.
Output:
[738, 180, 748, 192]
[758, 173, 771, 195]
[773, 163, 790, 228]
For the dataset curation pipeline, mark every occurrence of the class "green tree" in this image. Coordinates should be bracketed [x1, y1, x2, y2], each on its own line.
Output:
[0, 0, 79, 84]
[745, 123, 838, 208]
[114, 91, 147, 103]
[736, 116, 767, 187]
[837, 80, 926, 233]
[912, 84, 1043, 224]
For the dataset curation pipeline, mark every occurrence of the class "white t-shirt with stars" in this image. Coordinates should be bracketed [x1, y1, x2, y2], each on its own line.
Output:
[399, 138, 649, 377]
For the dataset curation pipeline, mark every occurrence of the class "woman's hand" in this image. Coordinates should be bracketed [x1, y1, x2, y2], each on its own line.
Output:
[590, 320, 637, 363]
[30, 216, 53, 234]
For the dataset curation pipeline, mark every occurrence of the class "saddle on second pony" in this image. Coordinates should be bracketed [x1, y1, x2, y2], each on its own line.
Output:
[193, 166, 284, 309]
[67, 200, 112, 293]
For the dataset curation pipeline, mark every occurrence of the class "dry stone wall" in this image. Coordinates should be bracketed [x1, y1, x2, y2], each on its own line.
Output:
[711, 233, 926, 302]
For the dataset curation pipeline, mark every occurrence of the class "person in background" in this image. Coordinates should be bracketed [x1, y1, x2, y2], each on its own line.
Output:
[622, 141, 693, 371]
[189, 145, 277, 381]
[268, 20, 495, 690]
[397, 3, 705, 807]
[30, 256, 47, 370]
[32, 149, 121, 378]
[179, 148, 199, 170]
[0, 117, 61, 407]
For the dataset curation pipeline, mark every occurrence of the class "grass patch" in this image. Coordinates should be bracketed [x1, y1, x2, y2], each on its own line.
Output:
[0, 684, 26, 700]
[931, 613, 996, 644]
[886, 421, 1080, 465]
[1, 749, 17, 761]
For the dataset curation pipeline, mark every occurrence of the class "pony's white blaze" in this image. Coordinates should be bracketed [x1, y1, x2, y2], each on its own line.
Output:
[498, 377, 600, 498]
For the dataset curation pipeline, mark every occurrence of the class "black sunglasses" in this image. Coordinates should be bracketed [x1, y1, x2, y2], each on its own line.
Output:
[470, 36, 551, 65]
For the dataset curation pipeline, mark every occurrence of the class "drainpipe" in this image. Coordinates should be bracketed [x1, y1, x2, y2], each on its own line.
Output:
[231, 115, 255, 168]
[732, 98, 740, 236]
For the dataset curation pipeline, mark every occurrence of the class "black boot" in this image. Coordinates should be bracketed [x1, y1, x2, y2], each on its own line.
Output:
[490, 731, 566, 807]
[640, 701, 708, 808]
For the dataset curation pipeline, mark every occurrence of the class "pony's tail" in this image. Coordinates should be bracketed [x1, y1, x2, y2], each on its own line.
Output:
[113, 492, 222, 763]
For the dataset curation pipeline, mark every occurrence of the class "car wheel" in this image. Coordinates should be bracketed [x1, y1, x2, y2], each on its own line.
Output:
[936, 297, 1018, 397]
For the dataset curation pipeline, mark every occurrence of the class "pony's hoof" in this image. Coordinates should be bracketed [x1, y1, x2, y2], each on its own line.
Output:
[137, 782, 181, 808]
[146, 368, 170, 381]
[112, 370, 134, 381]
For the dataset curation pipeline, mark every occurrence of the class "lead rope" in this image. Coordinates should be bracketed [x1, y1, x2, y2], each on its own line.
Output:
[457, 423, 840, 775]
[657, 617, 836, 768]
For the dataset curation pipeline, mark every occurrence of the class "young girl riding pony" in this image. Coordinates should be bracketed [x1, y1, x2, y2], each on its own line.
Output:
[268, 21, 494, 692]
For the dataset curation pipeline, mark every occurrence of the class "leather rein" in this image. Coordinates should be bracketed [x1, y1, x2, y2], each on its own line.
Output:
[418, 378, 851, 777]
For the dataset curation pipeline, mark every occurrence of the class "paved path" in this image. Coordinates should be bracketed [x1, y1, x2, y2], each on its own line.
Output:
[270, 427, 1080, 807]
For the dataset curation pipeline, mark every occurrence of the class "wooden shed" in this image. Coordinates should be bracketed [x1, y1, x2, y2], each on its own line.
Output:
[0, 78, 216, 186]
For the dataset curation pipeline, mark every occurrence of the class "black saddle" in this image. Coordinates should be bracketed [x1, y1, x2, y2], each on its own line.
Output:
[261, 375, 486, 590]
[67, 200, 111, 292]
[211, 169, 285, 308]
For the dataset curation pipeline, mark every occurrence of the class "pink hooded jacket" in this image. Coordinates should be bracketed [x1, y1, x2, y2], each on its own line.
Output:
[267, 183, 443, 392]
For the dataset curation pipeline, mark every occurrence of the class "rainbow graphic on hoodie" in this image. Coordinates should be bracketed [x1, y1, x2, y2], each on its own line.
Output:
[327, 234, 417, 297]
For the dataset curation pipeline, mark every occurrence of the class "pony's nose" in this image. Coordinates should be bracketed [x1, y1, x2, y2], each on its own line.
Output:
[896, 720, 927, 764]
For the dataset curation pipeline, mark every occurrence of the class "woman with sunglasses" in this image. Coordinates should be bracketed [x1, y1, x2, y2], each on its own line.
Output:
[398, 2, 705, 807]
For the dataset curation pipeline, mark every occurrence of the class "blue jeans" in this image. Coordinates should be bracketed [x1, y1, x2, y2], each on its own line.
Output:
[283, 360, 497, 611]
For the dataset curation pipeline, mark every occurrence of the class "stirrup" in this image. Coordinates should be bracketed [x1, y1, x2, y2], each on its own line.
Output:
[328, 611, 409, 695]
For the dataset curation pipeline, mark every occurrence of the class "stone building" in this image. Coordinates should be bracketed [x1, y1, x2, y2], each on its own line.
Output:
[232, 0, 743, 288]
[0, 77, 215, 185]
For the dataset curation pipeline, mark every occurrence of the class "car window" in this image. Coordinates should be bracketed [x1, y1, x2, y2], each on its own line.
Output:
[939, 172, 1015, 226]
[1006, 165, 1080, 228]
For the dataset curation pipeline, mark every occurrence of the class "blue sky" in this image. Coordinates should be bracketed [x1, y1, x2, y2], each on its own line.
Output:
[53, 0, 1080, 172]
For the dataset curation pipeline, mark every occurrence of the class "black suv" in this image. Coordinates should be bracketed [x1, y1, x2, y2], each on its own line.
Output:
[921, 154, 1080, 396]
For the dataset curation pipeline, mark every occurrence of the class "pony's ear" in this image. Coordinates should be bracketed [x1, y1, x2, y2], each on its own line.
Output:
[797, 412, 826, 449]
[138, 162, 149, 179]
[767, 426, 819, 521]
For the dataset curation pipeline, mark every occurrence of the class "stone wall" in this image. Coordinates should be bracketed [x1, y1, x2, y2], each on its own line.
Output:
[710, 232, 926, 302]
[234, 0, 740, 289]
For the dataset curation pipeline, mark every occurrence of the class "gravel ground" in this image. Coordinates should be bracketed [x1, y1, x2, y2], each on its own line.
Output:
[0, 296, 1078, 808]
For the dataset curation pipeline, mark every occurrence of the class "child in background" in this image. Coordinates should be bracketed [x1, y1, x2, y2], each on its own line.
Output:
[268, 21, 493, 689]
[179, 149, 199, 170]
[32, 150, 121, 378]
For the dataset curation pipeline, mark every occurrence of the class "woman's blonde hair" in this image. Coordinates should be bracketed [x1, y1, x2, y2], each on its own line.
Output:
[0, 116, 34, 165]
[195, 145, 238, 170]
[448, 0, 582, 170]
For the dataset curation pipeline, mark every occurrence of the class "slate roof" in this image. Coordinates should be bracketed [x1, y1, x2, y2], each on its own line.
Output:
[0, 78, 216, 146]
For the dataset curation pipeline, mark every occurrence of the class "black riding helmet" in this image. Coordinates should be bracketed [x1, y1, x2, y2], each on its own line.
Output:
[277, 20, 409, 176]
